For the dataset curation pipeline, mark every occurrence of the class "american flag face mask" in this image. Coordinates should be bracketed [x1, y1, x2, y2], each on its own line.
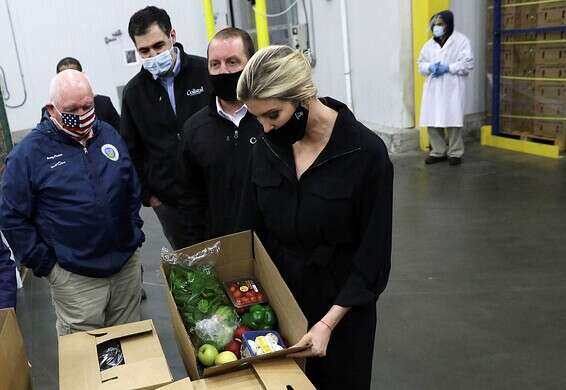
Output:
[52, 106, 96, 140]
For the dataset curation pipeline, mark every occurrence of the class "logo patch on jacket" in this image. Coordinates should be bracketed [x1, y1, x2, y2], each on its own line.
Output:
[187, 86, 204, 97]
[101, 144, 119, 161]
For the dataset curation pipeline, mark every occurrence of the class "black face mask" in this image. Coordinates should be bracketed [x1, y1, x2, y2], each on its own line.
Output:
[266, 104, 309, 147]
[208, 70, 242, 101]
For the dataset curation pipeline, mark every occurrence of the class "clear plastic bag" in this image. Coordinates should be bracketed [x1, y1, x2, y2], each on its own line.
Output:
[160, 241, 221, 268]
[162, 241, 232, 332]
[194, 310, 238, 350]
[97, 340, 124, 371]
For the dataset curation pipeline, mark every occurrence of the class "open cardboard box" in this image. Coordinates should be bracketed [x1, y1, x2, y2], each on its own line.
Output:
[160, 231, 308, 379]
[58, 320, 173, 390]
[157, 358, 315, 390]
[0, 308, 32, 390]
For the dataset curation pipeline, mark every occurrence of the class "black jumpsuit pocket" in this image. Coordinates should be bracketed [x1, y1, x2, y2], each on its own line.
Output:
[252, 169, 284, 226]
[304, 179, 356, 243]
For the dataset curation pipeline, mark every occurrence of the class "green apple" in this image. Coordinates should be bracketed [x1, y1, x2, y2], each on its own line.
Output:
[197, 344, 219, 367]
[214, 351, 238, 365]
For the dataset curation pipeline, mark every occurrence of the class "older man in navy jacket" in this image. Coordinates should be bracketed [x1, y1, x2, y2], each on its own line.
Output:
[0, 70, 144, 335]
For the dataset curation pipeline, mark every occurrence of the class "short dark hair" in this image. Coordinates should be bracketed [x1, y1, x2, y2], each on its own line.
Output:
[56, 57, 82, 73]
[208, 27, 256, 60]
[128, 6, 172, 43]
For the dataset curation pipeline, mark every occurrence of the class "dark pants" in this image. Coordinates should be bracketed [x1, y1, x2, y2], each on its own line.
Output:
[153, 204, 191, 250]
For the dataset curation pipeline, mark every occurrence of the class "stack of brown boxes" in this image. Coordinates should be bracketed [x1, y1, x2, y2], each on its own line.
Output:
[487, 0, 566, 149]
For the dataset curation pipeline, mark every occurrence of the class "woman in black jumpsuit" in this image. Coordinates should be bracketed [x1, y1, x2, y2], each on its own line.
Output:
[237, 46, 393, 390]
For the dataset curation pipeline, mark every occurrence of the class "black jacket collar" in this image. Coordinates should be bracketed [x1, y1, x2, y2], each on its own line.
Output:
[262, 97, 362, 181]
[315, 97, 362, 162]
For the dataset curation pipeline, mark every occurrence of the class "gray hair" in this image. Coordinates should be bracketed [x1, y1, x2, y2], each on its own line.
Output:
[237, 45, 316, 104]
[48, 69, 93, 106]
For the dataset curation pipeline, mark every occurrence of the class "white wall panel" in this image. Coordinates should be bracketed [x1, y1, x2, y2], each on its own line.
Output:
[1, 0, 208, 132]
[451, 0, 487, 115]
[1, 0, 485, 134]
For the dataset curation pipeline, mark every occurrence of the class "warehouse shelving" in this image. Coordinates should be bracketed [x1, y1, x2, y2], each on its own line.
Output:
[483, 0, 566, 158]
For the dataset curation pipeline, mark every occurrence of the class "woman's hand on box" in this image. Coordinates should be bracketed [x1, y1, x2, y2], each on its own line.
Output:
[287, 322, 332, 358]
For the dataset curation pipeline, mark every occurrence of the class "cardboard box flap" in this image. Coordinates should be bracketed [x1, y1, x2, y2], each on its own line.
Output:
[202, 345, 308, 377]
[156, 378, 195, 389]
[0, 309, 32, 390]
[59, 331, 105, 390]
[252, 359, 316, 390]
[157, 360, 315, 389]
[87, 319, 154, 345]
[193, 369, 263, 390]
[100, 356, 172, 386]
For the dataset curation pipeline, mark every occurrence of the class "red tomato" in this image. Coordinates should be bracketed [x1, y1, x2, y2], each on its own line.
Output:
[229, 285, 237, 293]
[233, 291, 242, 299]
[256, 293, 264, 302]
[241, 297, 250, 304]
[234, 325, 251, 340]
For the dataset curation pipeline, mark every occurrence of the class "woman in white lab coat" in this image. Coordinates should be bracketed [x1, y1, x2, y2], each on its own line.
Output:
[418, 10, 474, 166]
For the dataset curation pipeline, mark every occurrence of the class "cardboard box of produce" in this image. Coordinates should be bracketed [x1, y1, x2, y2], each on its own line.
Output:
[158, 358, 315, 390]
[0, 308, 32, 390]
[58, 320, 173, 390]
[160, 230, 308, 380]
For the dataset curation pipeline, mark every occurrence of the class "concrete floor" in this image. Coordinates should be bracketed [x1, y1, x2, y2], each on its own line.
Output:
[14, 143, 566, 389]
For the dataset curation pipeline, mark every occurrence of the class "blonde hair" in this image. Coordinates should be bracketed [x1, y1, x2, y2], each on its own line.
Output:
[237, 45, 316, 104]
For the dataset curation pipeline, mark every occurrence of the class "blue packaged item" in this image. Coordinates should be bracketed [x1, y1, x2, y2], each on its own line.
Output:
[241, 330, 286, 358]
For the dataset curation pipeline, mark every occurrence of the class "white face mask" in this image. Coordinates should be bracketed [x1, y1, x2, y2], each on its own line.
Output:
[433, 25, 445, 38]
[142, 48, 174, 77]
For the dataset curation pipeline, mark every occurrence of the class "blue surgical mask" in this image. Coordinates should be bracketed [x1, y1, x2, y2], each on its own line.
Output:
[142, 48, 174, 77]
[433, 25, 445, 38]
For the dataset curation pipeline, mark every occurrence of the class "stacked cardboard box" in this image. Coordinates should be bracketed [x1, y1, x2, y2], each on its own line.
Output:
[0, 309, 32, 390]
[58, 320, 174, 390]
[487, 1, 566, 148]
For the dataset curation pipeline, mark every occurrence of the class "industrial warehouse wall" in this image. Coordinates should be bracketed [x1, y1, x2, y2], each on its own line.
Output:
[451, 0, 487, 116]
[1, 0, 485, 137]
[0, 0, 208, 133]
[308, 0, 415, 129]
[307, 0, 486, 131]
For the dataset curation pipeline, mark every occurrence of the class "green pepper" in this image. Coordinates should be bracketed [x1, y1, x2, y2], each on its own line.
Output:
[249, 304, 264, 314]
[241, 305, 278, 330]
[263, 306, 277, 327]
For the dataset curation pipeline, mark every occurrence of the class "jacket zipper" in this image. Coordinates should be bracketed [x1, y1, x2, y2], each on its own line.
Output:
[262, 137, 361, 179]
[309, 147, 361, 171]
[261, 137, 293, 173]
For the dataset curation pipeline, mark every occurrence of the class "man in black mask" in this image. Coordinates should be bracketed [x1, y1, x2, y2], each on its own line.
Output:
[176, 27, 262, 245]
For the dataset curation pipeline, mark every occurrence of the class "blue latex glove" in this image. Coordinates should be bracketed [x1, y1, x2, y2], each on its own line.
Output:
[434, 63, 450, 77]
[428, 62, 439, 75]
